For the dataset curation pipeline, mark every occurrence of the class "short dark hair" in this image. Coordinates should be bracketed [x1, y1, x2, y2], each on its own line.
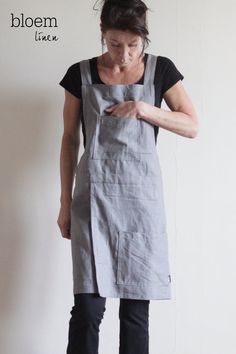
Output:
[94, 0, 151, 53]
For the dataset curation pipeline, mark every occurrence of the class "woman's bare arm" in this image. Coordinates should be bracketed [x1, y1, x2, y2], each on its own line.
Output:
[59, 90, 81, 206]
[106, 80, 199, 138]
[138, 80, 199, 138]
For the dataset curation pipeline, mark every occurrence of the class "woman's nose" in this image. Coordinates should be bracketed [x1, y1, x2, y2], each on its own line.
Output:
[119, 47, 131, 60]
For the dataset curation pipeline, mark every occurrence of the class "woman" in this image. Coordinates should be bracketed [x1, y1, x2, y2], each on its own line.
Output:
[58, 0, 199, 353]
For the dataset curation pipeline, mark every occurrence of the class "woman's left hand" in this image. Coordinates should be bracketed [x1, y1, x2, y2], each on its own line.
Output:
[105, 100, 144, 119]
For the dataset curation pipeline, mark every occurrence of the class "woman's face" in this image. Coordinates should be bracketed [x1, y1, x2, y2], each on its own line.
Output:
[102, 28, 144, 66]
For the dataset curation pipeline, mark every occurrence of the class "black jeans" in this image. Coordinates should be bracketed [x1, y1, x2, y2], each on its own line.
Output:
[66, 293, 150, 354]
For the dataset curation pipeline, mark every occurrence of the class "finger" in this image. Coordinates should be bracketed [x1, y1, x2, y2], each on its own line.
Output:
[63, 231, 71, 239]
[61, 225, 71, 239]
[105, 104, 118, 111]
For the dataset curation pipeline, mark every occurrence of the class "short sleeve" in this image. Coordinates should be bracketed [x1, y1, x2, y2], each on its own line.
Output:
[59, 62, 82, 99]
[161, 57, 184, 96]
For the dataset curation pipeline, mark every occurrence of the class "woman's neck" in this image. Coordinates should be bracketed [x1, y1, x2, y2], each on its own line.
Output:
[99, 52, 145, 73]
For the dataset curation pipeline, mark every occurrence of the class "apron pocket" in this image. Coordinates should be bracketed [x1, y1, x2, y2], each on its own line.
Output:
[116, 230, 170, 286]
[103, 182, 159, 200]
[92, 114, 155, 160]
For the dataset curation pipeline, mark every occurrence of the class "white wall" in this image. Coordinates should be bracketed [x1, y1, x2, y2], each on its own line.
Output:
[0, 0, 235, 353]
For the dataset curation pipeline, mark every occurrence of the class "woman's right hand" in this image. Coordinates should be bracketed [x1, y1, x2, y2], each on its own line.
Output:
[57, 202, 72, 240]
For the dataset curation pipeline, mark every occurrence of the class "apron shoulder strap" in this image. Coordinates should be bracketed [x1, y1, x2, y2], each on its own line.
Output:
[143, 53, 157, 86]
[80, 59, 92, 85]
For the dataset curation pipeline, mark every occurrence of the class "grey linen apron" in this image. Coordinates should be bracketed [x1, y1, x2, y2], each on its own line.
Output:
[70, 53, 172, 300]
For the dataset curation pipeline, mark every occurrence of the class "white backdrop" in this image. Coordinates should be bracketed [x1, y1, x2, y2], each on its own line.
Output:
[1, 0, 235, 353]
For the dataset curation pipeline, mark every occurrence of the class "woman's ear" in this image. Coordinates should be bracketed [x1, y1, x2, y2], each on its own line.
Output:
[100, 28, 106, 46]
[101, 34, 105, 46]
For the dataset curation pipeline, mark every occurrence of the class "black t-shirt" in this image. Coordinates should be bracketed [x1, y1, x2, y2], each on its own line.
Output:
[59, 53, 184, 148]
